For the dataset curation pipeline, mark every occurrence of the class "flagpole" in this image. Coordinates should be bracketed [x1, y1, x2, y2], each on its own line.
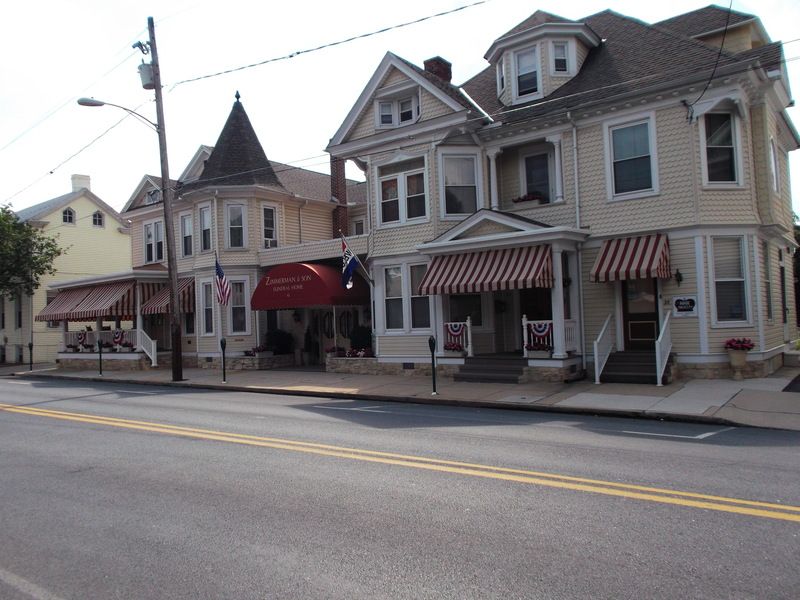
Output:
[215, 251, 222, 368]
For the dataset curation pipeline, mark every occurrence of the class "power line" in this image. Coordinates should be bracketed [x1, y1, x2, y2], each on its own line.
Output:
[169, 0, 488, 89]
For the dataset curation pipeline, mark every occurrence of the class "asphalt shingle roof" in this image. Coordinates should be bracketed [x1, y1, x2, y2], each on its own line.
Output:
[14, 191, 81, 222]
[270, 161, 366, 205]
[654, 5, 755, 38]
[496, 10, 579, 40]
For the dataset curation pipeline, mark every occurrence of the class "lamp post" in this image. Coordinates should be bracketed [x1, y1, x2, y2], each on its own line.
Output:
[77, 16, 183, 381]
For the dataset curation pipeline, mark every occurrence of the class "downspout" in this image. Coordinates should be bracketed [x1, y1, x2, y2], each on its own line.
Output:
[298, 198, 307, 243]
[569, 112, 587, 373]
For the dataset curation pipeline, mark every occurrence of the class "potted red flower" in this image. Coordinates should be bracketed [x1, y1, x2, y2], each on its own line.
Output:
[724, 338, 754, 380]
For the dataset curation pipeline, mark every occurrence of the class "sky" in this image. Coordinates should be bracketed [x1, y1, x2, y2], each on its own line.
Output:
[2, 0, 799, 215]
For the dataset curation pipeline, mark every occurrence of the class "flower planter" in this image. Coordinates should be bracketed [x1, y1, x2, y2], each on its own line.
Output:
[527, 350, 551, 359]
[727, 348, 748, 380]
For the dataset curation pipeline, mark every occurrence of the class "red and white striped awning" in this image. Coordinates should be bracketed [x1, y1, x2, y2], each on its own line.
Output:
[34, 287, 92, 322]
[69, 281, 136, 321]
[418, 245, 552, 295]
[590, 234, 671, 283]
[141, 278, 195, 315]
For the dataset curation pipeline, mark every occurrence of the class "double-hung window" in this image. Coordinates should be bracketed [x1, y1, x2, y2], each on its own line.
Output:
[378, 158, 426, 225]
[92, 211, 104, 227]
[227, 204, 245, 248]
[202, 282, 214, 335]
[144, 221, 164, 263]
[384, 267, 404, 330]
[180, 214, 193, 257]
[410, 265, 430, 328]
[443, 156, 478, 215]
[515, 47, 538, 98]
[352, 219, 365, 235]
[496, 61, 505, 94]
[712, 236, 747, 323]
[376, 95, 418, 127]
[609, 118, 655, 196]
[229, 281, 248, 334]
[552, 42, 568, 73]
[704, 113, 737, 183]
[523, 153, 551, 203]
[199, 206, 212, 252]
[263, 206, 277, 248]
[382, 263, 431, 331]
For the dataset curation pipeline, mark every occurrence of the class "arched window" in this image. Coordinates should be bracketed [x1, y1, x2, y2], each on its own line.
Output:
[62, 208, 75, 224]
[92, 211, 104, 227]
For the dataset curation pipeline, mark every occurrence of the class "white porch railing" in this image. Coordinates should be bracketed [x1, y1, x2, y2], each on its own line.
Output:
[138, 329, 158, 367]
[654, 312, 672, 387]
[64, 329, 140, 352]
[522, 317, 554, 356]
[593, 314, 615, 384]
[564, 319, 578, 353]
[443, 317, 473, 357]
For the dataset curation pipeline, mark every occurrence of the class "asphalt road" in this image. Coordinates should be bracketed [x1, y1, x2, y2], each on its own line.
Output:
[0, 377, 798, 599]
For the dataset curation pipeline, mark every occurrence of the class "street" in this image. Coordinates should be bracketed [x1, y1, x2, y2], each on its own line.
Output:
[1, 378, 798, 599]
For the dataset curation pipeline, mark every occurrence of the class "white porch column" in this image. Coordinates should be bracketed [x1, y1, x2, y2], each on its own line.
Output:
[61, 320, 69, 352]
[487, 148, 502, 210]
[546, 135, 564, 203]
[551, 246, 567, 359]
[136, 282, 143, 350]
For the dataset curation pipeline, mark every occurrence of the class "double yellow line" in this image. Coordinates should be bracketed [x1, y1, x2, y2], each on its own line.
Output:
[3, 402, 799, 522]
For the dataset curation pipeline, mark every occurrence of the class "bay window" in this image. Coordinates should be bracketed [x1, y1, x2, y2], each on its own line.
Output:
[515, 47, 539, 98]
[202, 282, 214, 335]
[552, 42, 568, 73]
[263, 206, 277, 248]
[384, 267, 404, 330]
[703, 113, 737, 183]
[144, 220, 164, 263]
[410, 265, 430, 328]
[712, 236, 747, 323]
[443, 156, 478, 215]
[227, 204, 245, 248]
[382, 263, 431, 332]
[229, 280, 248, 334]
[180, 213, 193, 257]
[378, 157, 427, 225]
[199, 206, 212, 252]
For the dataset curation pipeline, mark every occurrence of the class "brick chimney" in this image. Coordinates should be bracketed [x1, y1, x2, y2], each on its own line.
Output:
[423, 56, 452, 83]
[71, 174, 91, 192]
[330, 155, 349, 237]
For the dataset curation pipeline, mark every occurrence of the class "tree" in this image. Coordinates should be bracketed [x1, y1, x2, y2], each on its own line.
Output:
[0, 205, 63, 298]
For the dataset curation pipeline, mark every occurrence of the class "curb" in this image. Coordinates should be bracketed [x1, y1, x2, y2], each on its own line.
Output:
[12, 371, 748, 429]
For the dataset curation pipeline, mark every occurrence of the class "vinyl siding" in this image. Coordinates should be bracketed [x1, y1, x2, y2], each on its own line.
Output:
[580, 244, 618, 357]
[378, 334, 431, 356]
[660, 236, 700, 354]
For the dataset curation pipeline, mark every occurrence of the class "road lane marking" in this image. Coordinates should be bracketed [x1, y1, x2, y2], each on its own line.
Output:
[2, 402, 798, 522]
[5, 380, 32, 385]
[622, 426, 737, 439]
[0, 566, 66, 600]
[112, 389, 160, 395]
[313, 404, 391, 413]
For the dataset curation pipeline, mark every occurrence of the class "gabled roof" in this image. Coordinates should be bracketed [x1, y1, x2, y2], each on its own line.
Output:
[179, 93, 283, 193]
[655, 5, 756, 39]
[121, 174, 178, 213]
[328, 52, 474, 149]
[15, 188, 126, 227]
[178, 145, 213, 182]
[270, 161, 367, 205]
[464, 9, 773, 128]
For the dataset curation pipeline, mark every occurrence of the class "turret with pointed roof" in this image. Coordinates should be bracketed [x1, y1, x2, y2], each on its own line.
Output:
[179, 92, 284, 192]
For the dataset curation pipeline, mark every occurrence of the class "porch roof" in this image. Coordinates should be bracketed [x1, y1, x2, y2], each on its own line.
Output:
[419, 245, 553, 295]
[590, 234, 671, 283]
[35, 281, 162, 322]
[34, 287, 92, 322]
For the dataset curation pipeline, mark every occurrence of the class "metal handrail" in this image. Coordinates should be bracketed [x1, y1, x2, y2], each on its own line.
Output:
[654, 312, 672, 387]
[593, 314, 614, 384]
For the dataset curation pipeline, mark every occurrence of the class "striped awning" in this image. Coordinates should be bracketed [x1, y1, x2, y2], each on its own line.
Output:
[418, 245, 553, 295]
[34, 287, 92, 322]
[590, 234, 671, 283]
[69, 281, 136, 321]
[141, 278, 195, 315]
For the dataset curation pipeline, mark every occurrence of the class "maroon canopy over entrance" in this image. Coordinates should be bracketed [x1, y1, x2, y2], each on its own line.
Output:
[250, 263, 369, 310]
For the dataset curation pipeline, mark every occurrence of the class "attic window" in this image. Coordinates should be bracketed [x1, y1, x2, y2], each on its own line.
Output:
[515, 47, 539, 99]
[92, 211, 104, 227]
[62, 208, 75, 224]
[375, 95, 419, 128]
[553, 42, 568, 73]
[145, 189, 161, 205]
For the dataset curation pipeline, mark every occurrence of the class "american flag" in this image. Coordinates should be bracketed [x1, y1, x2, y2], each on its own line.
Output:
[215, 258, 231, 305]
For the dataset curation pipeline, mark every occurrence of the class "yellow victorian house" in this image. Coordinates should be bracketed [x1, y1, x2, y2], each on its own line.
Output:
[1, 175, 131, 364]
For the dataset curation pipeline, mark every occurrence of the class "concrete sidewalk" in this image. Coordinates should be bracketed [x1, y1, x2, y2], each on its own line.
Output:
[4, 363, 800, 431]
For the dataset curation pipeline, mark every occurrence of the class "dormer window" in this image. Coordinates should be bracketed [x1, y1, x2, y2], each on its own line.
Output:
[496, 61, 505, 94]
[376, 95, 418, 128]
[514, 46, 539, 99]
[553, 42, 568, 73]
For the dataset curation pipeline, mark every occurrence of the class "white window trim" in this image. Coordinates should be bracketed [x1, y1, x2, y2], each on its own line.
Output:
[92, 211, 105, 228]
[143, 218, 165, 264]
[62, 208, 75, 225]
[518, 145, 557, 205]
[351, 218, 366, 236]
[603, 111, 660, 201]
[374, 259, 433, 335]
[179, 211, 193, 258]
[438, 147, 485, 219]
[698, 111, 744, 188]
[496, 60, 505, 95]
[261, 202, 279, 249]
[227, 276, 252, 336]
[769, 137, 780, 193]
[374, 153, 430, 228]
[225, 202, 247, 249]
[198, 203, 213, 253]
[707, 234, 752, 328]
[199, 279, 215, 337]
[512, 43, 542, 104]
[373, 88, 420, 129]
[549, 40, 575, 76]
[762, 240, 773, 322]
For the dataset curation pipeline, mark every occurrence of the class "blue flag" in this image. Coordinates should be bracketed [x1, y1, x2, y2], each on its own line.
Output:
[341, 238, 358, 289]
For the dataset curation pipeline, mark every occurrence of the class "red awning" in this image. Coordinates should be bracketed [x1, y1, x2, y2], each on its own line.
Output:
[418, 245, 553, 295]
[141, 278, 195, 315]
[69, 281, 136, 321]
[250, 263, 369, 310]
[34, 287, 92, 322]
[590, 234, 671, 283]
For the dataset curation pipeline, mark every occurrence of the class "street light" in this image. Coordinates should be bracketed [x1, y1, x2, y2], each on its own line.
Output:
[77, 16, 183, 381]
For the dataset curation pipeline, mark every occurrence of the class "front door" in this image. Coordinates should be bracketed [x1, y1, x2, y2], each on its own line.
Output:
[622, 279, 659, 350]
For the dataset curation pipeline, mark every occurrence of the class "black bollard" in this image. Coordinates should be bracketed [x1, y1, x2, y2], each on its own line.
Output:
[428, 335, 437, 396]
[220, 337, 227, 383]
[28, 342, 33, 371]
[98, 338, 103, 376]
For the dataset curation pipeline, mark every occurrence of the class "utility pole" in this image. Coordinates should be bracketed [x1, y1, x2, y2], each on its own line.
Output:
[145, 16, 183, 381]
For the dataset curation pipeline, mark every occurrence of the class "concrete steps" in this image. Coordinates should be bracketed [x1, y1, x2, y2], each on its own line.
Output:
[600, 350, 672, 385]
[454, 356, 528, 384]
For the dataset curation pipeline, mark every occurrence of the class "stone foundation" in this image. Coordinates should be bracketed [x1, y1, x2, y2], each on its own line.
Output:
[676, 354, 781, 380]
[57, 352, 150, 371]
[326, 357, 460, 378]
[197, 353, 296, 370]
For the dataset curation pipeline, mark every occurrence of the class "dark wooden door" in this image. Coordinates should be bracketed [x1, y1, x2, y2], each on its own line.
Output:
[622, 279, 659, 350]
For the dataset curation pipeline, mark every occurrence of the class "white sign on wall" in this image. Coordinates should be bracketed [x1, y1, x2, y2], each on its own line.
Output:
[672, 295, 698, 318]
